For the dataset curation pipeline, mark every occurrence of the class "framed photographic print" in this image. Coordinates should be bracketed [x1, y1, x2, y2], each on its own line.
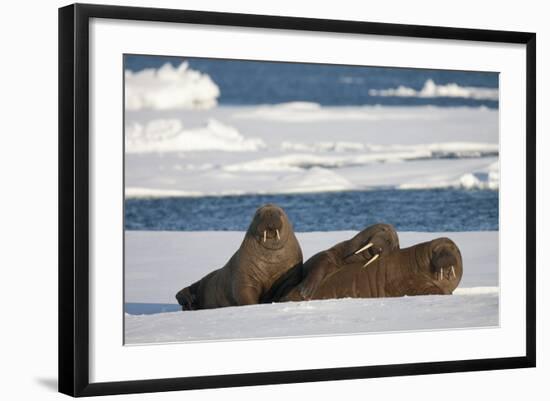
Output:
[58, 3, 536, 397]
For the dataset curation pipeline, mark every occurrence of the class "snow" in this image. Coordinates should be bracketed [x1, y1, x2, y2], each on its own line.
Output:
[369, 79, 499, 101]
[125, 118, 265, 153]
[222, 144, 497, 172]
[231, 101, 439, 122]
[281, 140, 367, 152]
[280, 140, 497, 156]
[125, 105, 499, 197]
[125, 62, 220, 111]
[125, 294, 498, 344]
[126, 156, 498, 198]
[396, 159, 499, 190]
[124, 230, 498, 344]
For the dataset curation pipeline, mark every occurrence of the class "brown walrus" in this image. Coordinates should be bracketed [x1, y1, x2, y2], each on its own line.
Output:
[279, 237, 462, 302]
[263, 223, 400, 302]
[175, 204, 303, 310]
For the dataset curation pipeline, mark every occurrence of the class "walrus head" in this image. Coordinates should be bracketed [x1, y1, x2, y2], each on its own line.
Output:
[247, 204, 293, 250]
[175, 285, 198, 311]
[342, 223, 400, 267]
[386, 237, 463, 296]
[375, 237, 463, 297]
[426, 238, 463, 294]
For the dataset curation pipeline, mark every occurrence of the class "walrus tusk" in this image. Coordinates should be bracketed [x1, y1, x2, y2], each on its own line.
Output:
[276, 229, 280, 240]
[363, 253, 379, 268]
[354, 242, 374, 255]
[440, 268, 443, 281]
[451, 265, 456, 278]
[263, 230, 267, 242]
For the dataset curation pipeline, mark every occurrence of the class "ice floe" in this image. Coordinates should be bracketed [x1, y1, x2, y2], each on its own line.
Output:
[369, 79, 499, 101]
[125, 62, 220, 111]
[125, 118, 265, 153]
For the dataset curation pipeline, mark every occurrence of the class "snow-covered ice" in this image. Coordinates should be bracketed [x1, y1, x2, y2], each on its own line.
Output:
[125, 293, 498, 344]
[125, 105, 499, 197]
[124, 231, 498, 344]
[126, 118, 265, 153]
[125, 62, 220, 111]
[368, 79, 499, 101]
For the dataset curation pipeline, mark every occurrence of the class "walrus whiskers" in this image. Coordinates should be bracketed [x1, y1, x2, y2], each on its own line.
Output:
[354, 242, 373, 255]
[363, 253, 379, 268]
[263, 230, 267, 242]
[276, 229, 280, 240]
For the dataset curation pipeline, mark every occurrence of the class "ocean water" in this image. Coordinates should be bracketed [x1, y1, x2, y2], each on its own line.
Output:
[125, 189, 498, 233]
[124, 55, 499, 108]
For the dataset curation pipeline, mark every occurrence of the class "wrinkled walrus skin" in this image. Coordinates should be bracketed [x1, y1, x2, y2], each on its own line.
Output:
[279, 237, 462, 302]
[175, 204, 303, 310]
[263, 223, 400, 302]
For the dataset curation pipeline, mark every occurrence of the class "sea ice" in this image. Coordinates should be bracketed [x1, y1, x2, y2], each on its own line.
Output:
[125, 62, 220, 111]
[124, 230, 498, 344]
[369, 79, 499, 101]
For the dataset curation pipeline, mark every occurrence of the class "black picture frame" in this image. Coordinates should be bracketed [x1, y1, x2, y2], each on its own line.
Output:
[59, 3, 536, 397]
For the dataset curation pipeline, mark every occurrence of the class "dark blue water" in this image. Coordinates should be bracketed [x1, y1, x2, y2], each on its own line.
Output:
[125, 189, 498, 232]
[124, 55, 499, 108]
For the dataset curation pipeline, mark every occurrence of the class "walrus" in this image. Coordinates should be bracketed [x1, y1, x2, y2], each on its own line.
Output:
[279, 237, 462, 302]
[175, 204, 303, 310]
[263, 223, 400, 302]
